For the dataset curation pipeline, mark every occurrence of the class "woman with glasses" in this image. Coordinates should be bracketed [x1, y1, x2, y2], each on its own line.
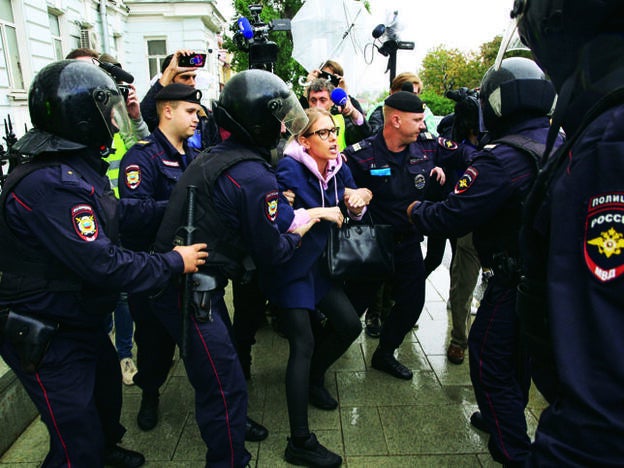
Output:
[266, 108, 372, 467]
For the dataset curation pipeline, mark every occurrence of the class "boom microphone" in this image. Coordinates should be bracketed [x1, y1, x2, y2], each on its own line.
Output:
[237, 17, 254, 40]
[98, 61, 134, 84]
[330, 88, 348, 107]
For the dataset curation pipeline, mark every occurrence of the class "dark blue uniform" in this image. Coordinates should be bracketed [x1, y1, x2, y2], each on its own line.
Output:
[343, 131, 465, 353]
[152, 139, 302, 467]
[0, 151, 184, 466]
[524, 102, 624, 465]
[410, 117, 556, 465]
[118, 129, 197, 396]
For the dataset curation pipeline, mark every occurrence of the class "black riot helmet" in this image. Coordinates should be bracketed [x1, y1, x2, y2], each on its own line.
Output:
[27, 59, 130, 152]
[480, 57, 555, 134]
[512, 0, 624, 91]
[213, 69, 308, 149]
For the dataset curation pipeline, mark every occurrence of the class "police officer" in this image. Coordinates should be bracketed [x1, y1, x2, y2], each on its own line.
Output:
[140, 50, 221, 150]
[512, 0, 624, 465]
[151, 69, 315, 467]
[119, 83, 202, 430]
[408, 57, 559, 466]
[343, 91, 465, 380]
[0, 60, 207, 468]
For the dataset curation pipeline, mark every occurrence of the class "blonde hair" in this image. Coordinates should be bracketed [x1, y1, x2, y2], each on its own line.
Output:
[290, 108, 335, 144]
[390, 72, 423, 94]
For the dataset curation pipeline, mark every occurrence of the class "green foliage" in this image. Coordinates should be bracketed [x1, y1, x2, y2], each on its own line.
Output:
[222, 0, 308, 95]
[419, 89, 454, 117]
[419, 35, 537, 115]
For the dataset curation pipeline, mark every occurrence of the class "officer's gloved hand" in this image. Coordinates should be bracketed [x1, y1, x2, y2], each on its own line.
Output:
[446, 87, 480, 143]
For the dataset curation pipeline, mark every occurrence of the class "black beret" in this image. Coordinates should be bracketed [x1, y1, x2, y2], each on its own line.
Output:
[384, 91, 424, 113]
[155, 83, 202, 104]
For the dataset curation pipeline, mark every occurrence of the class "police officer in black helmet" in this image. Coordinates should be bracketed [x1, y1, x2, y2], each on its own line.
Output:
[0, 60, 207, 467]
[512, 0, 624, 465]
[153, 69, 317, 467]
[408, 56, 560, 466]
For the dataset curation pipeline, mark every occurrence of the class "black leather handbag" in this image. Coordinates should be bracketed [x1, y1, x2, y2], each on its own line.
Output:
[325, 214, 394, 280]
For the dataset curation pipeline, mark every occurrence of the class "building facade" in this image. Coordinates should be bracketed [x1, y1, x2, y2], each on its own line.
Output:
[0, 0, 229, 142]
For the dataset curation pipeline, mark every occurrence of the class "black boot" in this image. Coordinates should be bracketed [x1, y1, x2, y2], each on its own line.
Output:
[245, 416, 269, 441]
[103, 445, 145, 468]
[137, 391, 159, 431]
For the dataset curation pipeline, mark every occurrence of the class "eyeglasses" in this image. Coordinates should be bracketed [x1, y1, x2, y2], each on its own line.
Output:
[305, 127, 340, 140]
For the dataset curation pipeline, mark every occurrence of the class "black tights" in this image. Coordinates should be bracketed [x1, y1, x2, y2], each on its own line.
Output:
[280, 285, 361, 439]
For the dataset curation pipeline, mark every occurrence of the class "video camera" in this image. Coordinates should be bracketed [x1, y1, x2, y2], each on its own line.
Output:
[446, 87, 480, 102]
[234, 4, 291, 71]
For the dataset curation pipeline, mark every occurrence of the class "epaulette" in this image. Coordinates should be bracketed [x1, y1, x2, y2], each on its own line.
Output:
[419, 132, 435, 141]
[482, 144, 498, 151]
[135, 140, 151, 146]
[345, 139, 371, 153]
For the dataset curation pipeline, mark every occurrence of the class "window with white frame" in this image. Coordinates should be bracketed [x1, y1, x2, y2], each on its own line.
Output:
[48, 11, 62, 60]
[147, 39, 167, 79]
[0, 0, 24, 89]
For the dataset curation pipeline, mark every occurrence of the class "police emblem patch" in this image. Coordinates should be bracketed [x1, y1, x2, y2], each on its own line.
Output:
[264, 191, 279, 222]
[584, 193, 624, 282]
[438, 137, 458, 151]
[454, 167, 478, 194]
[72, 204, 98, 242]
[414, 173, 426, 190]
[125, 164, 141, 190]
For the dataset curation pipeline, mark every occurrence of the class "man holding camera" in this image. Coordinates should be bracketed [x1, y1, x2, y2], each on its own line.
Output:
[305, 61, 371, 150]
[140, 49, 221, 151]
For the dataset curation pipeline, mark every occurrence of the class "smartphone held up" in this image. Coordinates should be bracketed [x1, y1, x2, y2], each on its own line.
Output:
[178, 53, 207, 68]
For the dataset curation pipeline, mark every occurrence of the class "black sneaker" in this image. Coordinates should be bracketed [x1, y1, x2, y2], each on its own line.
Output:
[103, 445, 145, 468]
[309, 385, 338, 410]
[137, 391, 159, 431]
[284, 433, 342, 467]
[365, 316, 382, 338]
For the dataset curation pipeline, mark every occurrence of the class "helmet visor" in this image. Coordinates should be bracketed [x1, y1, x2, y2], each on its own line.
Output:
[93, 87, 131, 145]
[493, 18, 531, 70]
[269, 92, 309, 136]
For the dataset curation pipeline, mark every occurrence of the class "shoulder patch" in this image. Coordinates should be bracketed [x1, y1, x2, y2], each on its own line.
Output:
[454, 167, 479, 194]
[72, 204, 99, 242]
[438, 137, 458, 151]
[125, 164, 141, 190]
[584, 193, 624, 282]
[264, 191, 279, 222]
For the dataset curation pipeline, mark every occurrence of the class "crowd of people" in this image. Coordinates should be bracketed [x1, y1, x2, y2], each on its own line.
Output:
[1, 0, 623, 466]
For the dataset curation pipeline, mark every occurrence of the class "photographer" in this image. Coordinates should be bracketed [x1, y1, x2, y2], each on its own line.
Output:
[140, 50, 221, 150]
[305, 75, 370, 150]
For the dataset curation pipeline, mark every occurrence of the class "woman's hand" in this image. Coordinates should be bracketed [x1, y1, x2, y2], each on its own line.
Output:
[306, 206, 344, 227]
[344, 188, 372, 215]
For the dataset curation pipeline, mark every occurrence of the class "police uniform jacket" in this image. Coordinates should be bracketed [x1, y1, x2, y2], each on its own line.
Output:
[119, 128, 198, 251]
[523, 56, 624, 463]
[409, 117, 552, 268]
[267, 142, 358, 309]
[343, 130, 467, 241]
[0, 150, 184, 328]
[154, 139, 301, 289]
